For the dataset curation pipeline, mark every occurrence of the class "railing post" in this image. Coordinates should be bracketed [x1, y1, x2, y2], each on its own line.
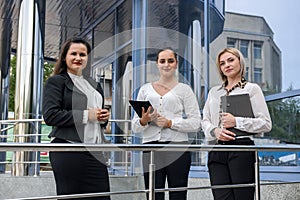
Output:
[255, 150, 261, 200]
[149, 150, 155, 200]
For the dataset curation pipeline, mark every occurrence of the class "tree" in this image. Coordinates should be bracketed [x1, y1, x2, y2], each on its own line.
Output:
[265, 85, 300, 143]
[8, 56, 17, 112]
[8, 56, 54, 111]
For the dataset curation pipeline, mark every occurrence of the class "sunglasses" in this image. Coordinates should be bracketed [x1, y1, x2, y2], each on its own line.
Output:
[158, 59, 176, 64]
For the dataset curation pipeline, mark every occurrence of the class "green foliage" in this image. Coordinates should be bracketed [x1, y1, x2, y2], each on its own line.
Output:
[8, 56, 16, 112]
[265, 85, 300, 143]
[43, 61, 54, 84]
[8, 56, 54, 111]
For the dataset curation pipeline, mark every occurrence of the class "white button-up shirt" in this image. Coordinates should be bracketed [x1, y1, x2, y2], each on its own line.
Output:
[201, 82, 272, 141]
[68, 73, 103, 144]
[132, 82, 201, 143]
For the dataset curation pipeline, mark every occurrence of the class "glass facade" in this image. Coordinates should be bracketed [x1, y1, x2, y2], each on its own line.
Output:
[0, 0, 299, 180]
[89, 0, 225, 168]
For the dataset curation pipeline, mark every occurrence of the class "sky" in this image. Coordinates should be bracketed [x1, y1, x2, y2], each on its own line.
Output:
[225, 0, 300, 91]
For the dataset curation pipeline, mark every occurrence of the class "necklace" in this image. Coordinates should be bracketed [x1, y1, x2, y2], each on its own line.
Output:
[224, 77, 247, 96]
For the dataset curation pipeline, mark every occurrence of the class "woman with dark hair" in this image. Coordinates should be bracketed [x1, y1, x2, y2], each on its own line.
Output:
[202, 47, 272, 200]
[132, 48, 201, 200]
[43, 37, 110, 199]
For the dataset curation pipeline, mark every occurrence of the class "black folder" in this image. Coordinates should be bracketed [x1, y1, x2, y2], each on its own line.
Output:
[129, 100, 153, 118]
[220, 94, 255, 136]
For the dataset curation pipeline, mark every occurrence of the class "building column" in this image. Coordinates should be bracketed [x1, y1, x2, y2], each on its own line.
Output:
[12, 0, 45, 176]
[131, 0, 148, 174]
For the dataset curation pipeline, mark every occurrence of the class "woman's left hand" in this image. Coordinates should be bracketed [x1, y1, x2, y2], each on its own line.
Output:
[220, 112, 236, 128]
[154, 115, 171, 128]
[97, 108, 110, 122]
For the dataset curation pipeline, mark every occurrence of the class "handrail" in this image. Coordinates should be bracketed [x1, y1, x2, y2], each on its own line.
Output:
[1, 117, 300, 200]
[1, 143, 300, 199]
[0, 119, 130, 124]
[0, 143, 299, 152]
[0, 118, 135, 176]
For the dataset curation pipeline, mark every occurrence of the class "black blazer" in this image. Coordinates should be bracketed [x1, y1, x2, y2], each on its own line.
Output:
[42, 72, 105, 142]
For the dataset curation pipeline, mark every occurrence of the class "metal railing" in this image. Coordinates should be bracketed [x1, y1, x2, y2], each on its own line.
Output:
[0, 119, 134, 175]
[0, 143, 300, 200]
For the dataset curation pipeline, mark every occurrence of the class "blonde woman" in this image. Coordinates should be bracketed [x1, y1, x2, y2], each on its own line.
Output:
[202, 47, 272, 200]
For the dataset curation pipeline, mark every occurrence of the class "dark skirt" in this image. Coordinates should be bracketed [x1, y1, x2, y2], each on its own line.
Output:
[50, 138, 111, 200]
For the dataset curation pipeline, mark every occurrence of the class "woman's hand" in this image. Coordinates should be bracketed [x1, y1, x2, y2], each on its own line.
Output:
[220, 112, 236, 128]
[97, 108, 110, 122]
[88, 108, 110, 122]
[139, 106, 157, 126]
[88, 108, 99, 122]
[214, 127, 236, 141]
[154, 115, 172, 128]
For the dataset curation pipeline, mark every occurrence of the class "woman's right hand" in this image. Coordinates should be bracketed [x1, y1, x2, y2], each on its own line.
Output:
[214, 127, 236, 141]
[97, 108, 110, 122]
[88, 108, 103, 122]
[139, 106, 157, 126]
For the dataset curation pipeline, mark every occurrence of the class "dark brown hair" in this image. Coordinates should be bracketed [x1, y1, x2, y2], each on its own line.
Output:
[156, 48, 178, 63]
[52, 37, 91, 75]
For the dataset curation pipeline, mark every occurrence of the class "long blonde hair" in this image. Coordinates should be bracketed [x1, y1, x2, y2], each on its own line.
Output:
[216, 47, 246, 82]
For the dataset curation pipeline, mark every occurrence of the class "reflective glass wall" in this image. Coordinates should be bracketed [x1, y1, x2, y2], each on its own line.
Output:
[85, 0, 225, 170]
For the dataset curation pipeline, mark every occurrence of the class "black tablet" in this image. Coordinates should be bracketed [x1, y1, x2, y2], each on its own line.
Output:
[129, 100, 153, 118]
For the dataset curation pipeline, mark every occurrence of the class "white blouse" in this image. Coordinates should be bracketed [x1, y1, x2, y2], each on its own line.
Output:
[68, 73, 103, 144]
[201, 82, 272, 141]
[132, 82, 201, 143]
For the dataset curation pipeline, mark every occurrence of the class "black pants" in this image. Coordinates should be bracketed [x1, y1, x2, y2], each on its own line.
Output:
[208, 138, 255, 200]
[143, 141, 191, 200]
[50, 138, 111, 200]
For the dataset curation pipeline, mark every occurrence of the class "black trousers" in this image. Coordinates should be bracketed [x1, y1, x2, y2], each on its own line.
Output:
[50, 138, 111, 200]
[208, 138, 255, 200]
[143, 141, 191, 200]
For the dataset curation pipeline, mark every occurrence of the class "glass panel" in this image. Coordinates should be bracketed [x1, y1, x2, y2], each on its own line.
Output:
[147, 0, 207, 167]
[240, 40, 249, 58]
[254, 67, 262, 84]
[254, 41, 262, 59]
[93, 13, 115, 63]
[116, 0, 132, 47]
[262, 96, 300, 166]
[227, 38, 236, 48]
[147, 0, 181, 57]
[259, 151, 299, 166]
[212, 0, 225, 13]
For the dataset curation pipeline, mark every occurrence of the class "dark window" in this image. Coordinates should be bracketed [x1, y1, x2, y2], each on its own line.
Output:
[254, 67, 262, 84]
[240, 40, 249, 58]
[227, 38, 236, 48]
[254, 42, 262, 59]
